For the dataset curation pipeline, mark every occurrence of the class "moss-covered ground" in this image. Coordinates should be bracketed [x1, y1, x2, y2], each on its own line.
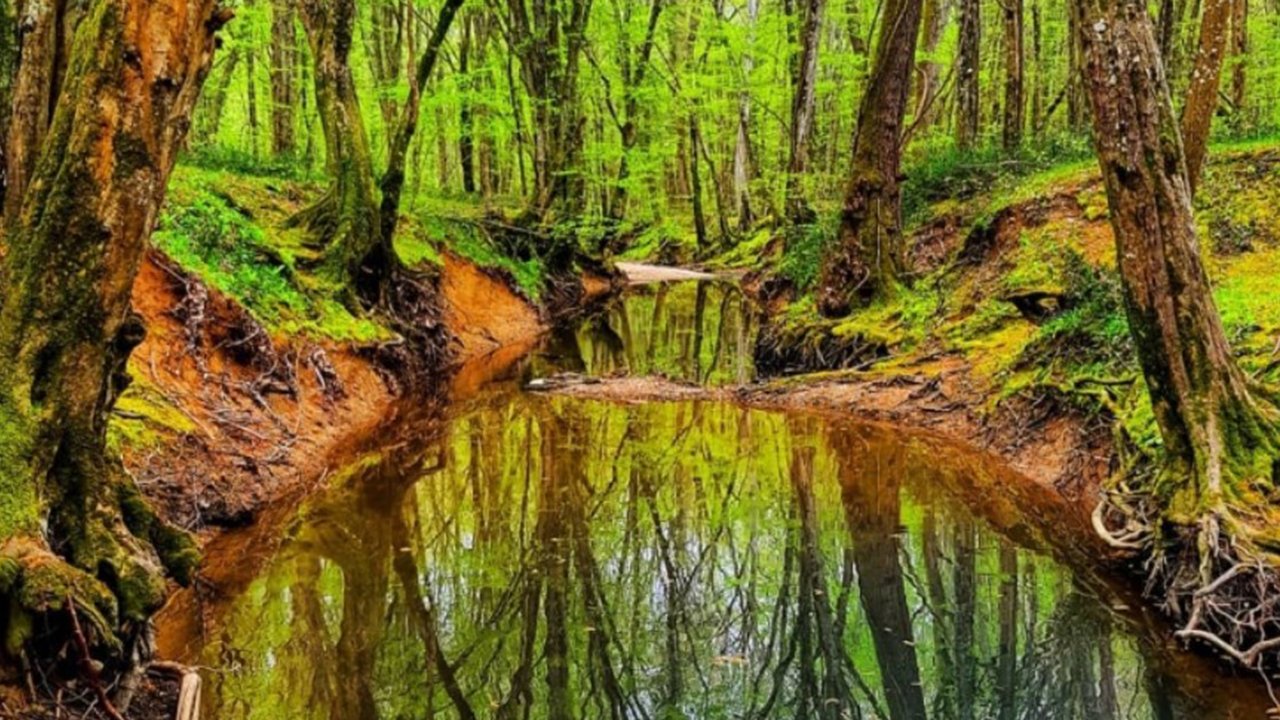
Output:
[707, 141, 1280, 450]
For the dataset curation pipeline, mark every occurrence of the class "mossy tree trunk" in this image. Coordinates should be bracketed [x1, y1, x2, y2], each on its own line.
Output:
[294, 0, 384, 301]
[0, 0, 226, 655]
[3, 0, 86, 222]
[816, 0, 923, 317]
[378, 0, 464, 251]
[268, 0, 297, 158]
[1074, 0, 1278, 525]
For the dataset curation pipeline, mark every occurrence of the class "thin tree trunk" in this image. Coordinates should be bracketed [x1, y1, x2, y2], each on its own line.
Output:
[733, 0, 759, 232]
[955, 0, 981, 149]
[784, 0, 825, 224]
[1180, 0, 1232, 192]
[914, 0, 947, 127]
[612, 0, 664, 221]
[1001, 0, 1024, 150]
[1229, 0, 1245, 112]
[817, 0, 925, 316]
[269, 0, 298, 157]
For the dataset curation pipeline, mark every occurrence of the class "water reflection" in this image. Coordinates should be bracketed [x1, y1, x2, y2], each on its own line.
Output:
[181, 397, 1268, 719]
[534, 281, 757, 385]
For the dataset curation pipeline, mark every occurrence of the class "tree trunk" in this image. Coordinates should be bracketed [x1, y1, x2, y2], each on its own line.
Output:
[1180, 0, 1231, 192]
[4, 0, 86, 222]
[784, 0, 825, 224]
[459, 17, 476, 194]
[377, 0, 464, 255]
[0, 0, 225, 653]
[269, 0, 298, 157]
[955, 0, 981, 149]
[1229, 0, 1245, 113]
[294, 0, 383, 299]
[505, 0, 593, 220]
[816, 0, 924, 317]
[611, 0, 663, 221]
[245, 42, 260, 162]
[913, 0, 947, 128]
[1002, 0, 1024, 150]
[1074, 0, 1278, 529]
[733, 0, 758, 232]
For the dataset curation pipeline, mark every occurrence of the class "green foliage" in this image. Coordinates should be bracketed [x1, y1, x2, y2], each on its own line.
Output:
[778, 221, 834, 292]
[902, 133, 1095, 227]
[1025, 252, 1131, 371]
[416, 214, 546, 299]
[154, 181, 386, 342]
[183, 144, 314, 181]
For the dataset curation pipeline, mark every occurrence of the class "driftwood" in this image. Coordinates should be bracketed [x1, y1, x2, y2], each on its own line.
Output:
[150, 661, 202, 720]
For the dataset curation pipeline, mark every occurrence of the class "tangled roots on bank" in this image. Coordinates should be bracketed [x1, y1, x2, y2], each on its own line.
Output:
[1095, 488, 1280, 672]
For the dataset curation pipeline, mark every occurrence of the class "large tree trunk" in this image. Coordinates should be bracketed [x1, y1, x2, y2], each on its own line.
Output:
[0, 0, 225, 655]
[1074, 0, 1278, 561]
[1002, 0, 1024, 150]
[816, 0, 924, 317]
[269, 0, 298, 157]
[955, 0, 981, 149]
[784, 0, 825, 224]
[1180, 0, 1231, 192]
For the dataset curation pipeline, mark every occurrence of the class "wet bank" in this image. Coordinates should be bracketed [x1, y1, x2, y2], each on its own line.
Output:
[154, 279, 1274, 719]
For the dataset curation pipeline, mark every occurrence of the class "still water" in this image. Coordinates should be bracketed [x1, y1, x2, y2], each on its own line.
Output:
[161, 282, 1272, 719]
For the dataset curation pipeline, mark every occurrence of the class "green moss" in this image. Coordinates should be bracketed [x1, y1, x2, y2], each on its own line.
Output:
[415, 214, 547, 299]
[157, 166, 389, 342]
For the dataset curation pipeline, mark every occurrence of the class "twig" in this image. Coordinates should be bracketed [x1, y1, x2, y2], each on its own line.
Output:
[65, 597, 125, 720]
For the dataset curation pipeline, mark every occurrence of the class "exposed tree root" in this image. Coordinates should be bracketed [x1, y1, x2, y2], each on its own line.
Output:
[1095, 480, 1280, 676]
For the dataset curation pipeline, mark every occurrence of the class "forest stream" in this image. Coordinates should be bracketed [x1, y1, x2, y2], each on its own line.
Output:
[153, 279, 1274, 719]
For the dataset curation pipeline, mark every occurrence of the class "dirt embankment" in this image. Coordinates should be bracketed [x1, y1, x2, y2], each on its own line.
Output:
[124, 248, 549, 539]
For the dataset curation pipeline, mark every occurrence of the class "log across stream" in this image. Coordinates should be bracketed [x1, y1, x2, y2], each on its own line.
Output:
[154, 280, 1274, 719]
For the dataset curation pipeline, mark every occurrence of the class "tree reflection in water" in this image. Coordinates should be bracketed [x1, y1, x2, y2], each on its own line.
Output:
[190, 397, 1272, 719]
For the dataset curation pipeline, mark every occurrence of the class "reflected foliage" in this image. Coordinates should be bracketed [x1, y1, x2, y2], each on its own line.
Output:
[193, 397, 1255, 719]
[535, 281, 757, 386]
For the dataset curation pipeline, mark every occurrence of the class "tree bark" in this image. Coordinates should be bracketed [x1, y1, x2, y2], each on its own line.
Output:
[784, 0, 825, 224]
[0, 0, 225, 651]
[817, 0, 924, 316]
[913, 0, 947, 129]
[505, 0, 593, 220]
[733, 0, 758, 232]
[4, 0, 86, 222]
[1180, 0, 1231, 192]
[1002, 0, 1024, 150]
[269, 0, 298, 157]
[294, 0, 383, 298]
[1229, 0, 1245, 113]
[1074, 0, 1278, 520]
[611, 0, 663, 221]
[955, 0, 981, 149]
[377, 0, 464, 256]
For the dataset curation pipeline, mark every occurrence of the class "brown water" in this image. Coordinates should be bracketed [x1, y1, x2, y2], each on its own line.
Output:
[159, 281, 1273, 719]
